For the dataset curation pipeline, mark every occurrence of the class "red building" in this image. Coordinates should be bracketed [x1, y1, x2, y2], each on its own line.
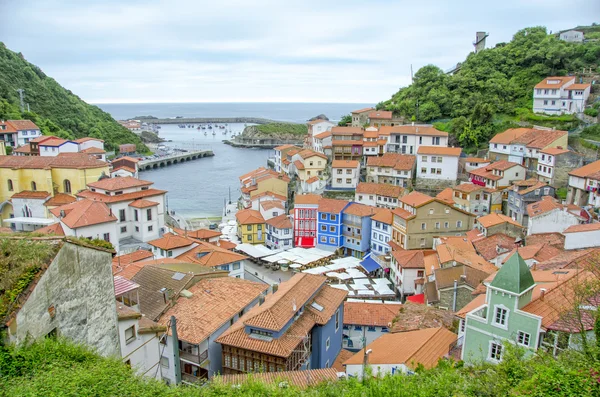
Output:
[293, 194, 321, 248]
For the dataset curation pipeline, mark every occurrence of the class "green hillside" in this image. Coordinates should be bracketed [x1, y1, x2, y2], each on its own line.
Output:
[378, 26, 600, 151]
[0, 43, 147, 153]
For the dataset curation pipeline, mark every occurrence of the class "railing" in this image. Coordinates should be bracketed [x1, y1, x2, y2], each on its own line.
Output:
[181, 372, 206, 385]
[179, 349, 208, 365]
[342, 229, 362, 239]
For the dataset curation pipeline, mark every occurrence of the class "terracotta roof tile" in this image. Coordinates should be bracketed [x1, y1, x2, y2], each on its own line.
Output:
[534, 76, 575, 89]
[236, 209, 265, 224]
[477, 213, 522, 228]
[88, 176, 152, 191]
[436, 188, 455, 205]
[313, 131, 332, 139]
[297, 149, 327, 160]
[526, 232, 565, 248]
[454, 183, 487, 193]
[81, 147, 106, 154]
[44, 193, 76, 207]
[50, 199, 117, 229]
[392, 249, 425, 269]
[472, 234, 517, 260]
[570, 159, 600, 178]
[148, 233, 194, 250]
[464, 157, 489, 163]
[563, 222, 600, 233]
[260, 201, 284, 211]
[13, 144, 33, 154]
[540, 147, 570, 155]
[343, 203, 383, 217]
[274, 144, 298, 151]
[331, 159, 359, 168]
[343, 301, 399, 326]
[34, 223, 65, 236]
[129, 199, 159, 209]
[379, 125, 448, 137]
[368, 110, 392, 119]
[367, 153, 416, 170]
[294, 194, 321, 205]
[75, 137, 104, 143]
[0, 153, 108, 170]
[11, 190, 50, 199]
[417, 146, 461, 156]
[7, 120, 39, 130]
[332, 349, 355, 372]
[400, 191, 433, 207]
[512, 129, 567, 150]
[527, 196, 565, 217]
[77, 188, 167, 204]
[318, 198, 349, 214]
[356, 182, 404, 198]
[370, 208, 393, 224]
[266, 214, 293, 229]
[216, 368, 339, 389]
[351, 107, 375, 114]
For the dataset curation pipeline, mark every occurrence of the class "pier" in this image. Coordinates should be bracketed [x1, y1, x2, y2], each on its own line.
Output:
[139, 117, 284, 125]
[138, 149, 214, 171]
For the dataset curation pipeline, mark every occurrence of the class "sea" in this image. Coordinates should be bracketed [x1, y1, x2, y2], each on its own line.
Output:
[97, 103, 372, 219]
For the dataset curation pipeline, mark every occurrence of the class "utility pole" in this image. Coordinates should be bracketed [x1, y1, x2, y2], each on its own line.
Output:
[361, 327, 368, 381]
[171, 316, 181, 384]
[16, 89, 25, 112]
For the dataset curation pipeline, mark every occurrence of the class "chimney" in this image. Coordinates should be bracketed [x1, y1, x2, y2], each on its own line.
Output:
[540, 288, 547, 300]
[59, 210, 65, 218]
[109, 208, 112, 217]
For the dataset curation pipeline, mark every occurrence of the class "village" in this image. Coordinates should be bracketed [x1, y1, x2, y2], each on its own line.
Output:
[1, 67, 600, 389]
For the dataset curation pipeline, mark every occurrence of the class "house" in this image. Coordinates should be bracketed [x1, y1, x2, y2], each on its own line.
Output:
[559, 30, 584, 42]
[468, 160, 526, 189]
[174, 241, 249, 279]
[390, 249, 430, 299]
[366, 153, 416, 188]
[536, 148, 582, 188]
[367, 110, 403, 127]
[312, 130, 332, 155]
[382, 125, 449, 155]
[149, 233, 196, 259]
[500, 244, 564, 269]
[215, 368, 339, 389]
[436, 188, 455, 206]
[293, 193, 321, 248]
[76, 137, 106, 161]
[563, 223, 600, 250]
[34, 136, 79, 157]
[533, 76, 591, 114]
[317, 199, 350, 252]
[507, 179, 554, 226]
[527, 196, 586, 236]
[472, 233, 518, 267]
[111, 156, 140, 178]
[355, 182, 405, 209]
[306, 119, 335, 149]
[451, 183, 494, 216]
[361, 128, 386, 158]
[265, 214, 293, 250]
[112, 249, 154, 276]
[216, 273, 348, 374]
[49, 199, 119, 251]
[0, 120, 18, 147]
[566, 159, 600, 207]
[461, 157, 490, 174]
[259, 200, 285, 221]
[475, 213, 524, 239]
[290, 149, 328, 185]
[239, 167, 290, 207]
[78, 176, 167, 250]
[416, 146, 461, 182]
[460, 253, 594, 364]
[3, 238, 120, 358]
[370, 208, 393, 256]
[343, 327, 457, 379]
[172, 227, 221, 244]
[331, 127, 364, 160]
[8, 190, 54, 232]
[341, 203, 380, 259]
[235, 209, 266, 245]
[342, 301, 400, 350]
[331, 160, 360, 189]
[350, 107, 375, 127]
[0, 153, 109, 224]
[158, 277, 268, 383]
[6, 120, 41, 146]
[390, 191, 476, 250]
[249, 191, 287, 214]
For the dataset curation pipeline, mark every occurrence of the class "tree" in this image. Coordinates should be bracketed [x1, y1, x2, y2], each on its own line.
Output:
[338, 114, 352, 126]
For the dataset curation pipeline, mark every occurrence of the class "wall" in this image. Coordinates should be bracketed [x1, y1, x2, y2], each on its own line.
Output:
[317, 211, 344, 251]
[417, 155, 459, 181]
[0, 168, 53, 202]
[370, 221, 392, 255]
[438, 285, 474, 311]
[250, 178, 288, 199]
[527, 209, 581, 235]
[346, 362, 408, 379]
[343, 324, 389, 351]
[564, 229, 600, 250]
[311, 305, 343, 369]
[60, 221, 121, 253]
[51, 166, 110, 195]
[118, 316, 163, 379]
[9, 242, 120, 357]
[332, 166, 359, 189]
[485, 223, 523, 239]
[237, 222, 266, 245]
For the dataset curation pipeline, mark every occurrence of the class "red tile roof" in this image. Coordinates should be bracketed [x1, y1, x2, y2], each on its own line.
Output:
[76, 188, 167, 203]
[7, 120, 39, 130]
[564, 83, 591, 90]
[569, 159, 600, 178]
[75, 137, 104, 143]
[172, 227, 221, 240]
[50, 199, 117, 229]
[176, 240, 248, 268]
[11, 190, 50, 199]
[217, 368, 339, 389]
[379, 125, 448, 137]
[400, 191, 433, 207]
[331, 159, 359, 168]
[265, 214, 293, 229]
[34, 222, 65, 236]
[367, 153, 416, 170]
[356, 182, 404, 198]
[436, 188, 455, 205]
[129, 199, 159, 209]
[88, 176, 152, 191]
[370, 208, 393, 224]
[148, 233, 194, 250]
[477, 213, 522, 228]
[351, 107, 375, 114]
[534, 76, 575, 89]
[294, 194, 321, 205]
[318, 198, 349, 213]
[368, 110, 392, 119]
[13, 144, 33, 154]
[44, 193, 76, 207]
[417, 146, 461, 156]
[563, 223, 600, 233]
[472, 234, 517, 260]
[236, 209, 265, 225]
[81, 147, 106, 154]
[113, 275, 139, 296]
[0, 153, 108, 170]
[343, 301, 399, 326]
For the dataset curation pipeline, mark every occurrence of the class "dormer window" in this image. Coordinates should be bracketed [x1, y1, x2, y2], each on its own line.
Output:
[114, 191, 123, 195]
[141, 186, 149, 190]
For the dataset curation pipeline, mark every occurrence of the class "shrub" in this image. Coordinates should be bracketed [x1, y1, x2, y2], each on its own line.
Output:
[584, 108, 599, 117]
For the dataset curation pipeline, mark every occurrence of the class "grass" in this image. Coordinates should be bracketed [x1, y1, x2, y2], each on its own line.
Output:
[255, 123, 308, 136]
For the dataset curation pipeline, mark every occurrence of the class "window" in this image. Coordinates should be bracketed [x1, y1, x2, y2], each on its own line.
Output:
[63, 179, 71, 193]
[444, 222, 449, 228]
[124, 325, 136, 344]
[321, 213, 326, 220]
[146, 209, 152, 221]
[320, 236, 326, 243]
[494, 306, 508, 327]
[456, 220, 463, 228]
[134, 210, 138, 221]
[421, 167, 427, 174]
[247, 225, 252, 231]
[103, 233, 110, 242]
[429, 208, 434, 215]
[329, 226, 335, 232]
[160, 356, 169, 368]
[489, 342, 503, 362]
[329, 237, 335, 244]
[233, 262, 241, 270]
[518, 331, 530, 346]
[421, 222, 426, 230]
[120, 226, 127, 233]
[543, 188, 550, 195]
[148, 225, 153, 232]
[224, 354, 231, 368]
[231, 356, 238, 369]
[7, 179, 13, 191]
[330, 214, 336, 221]
[320, 225, 326, 231]
[239, 357, 245, 372]
[135, 226, 139, 232]
[354, 325, 362, 331]
[326, 337, 330, 351]
[337, 169, 342, 174]
[422, 156, 427, 162]
[367, 326, 376, 332]
[335, 309, 340, 331]
[167, 250, 173, 257]
[420, 238, 426, 247]
[31, 181, 37, 191]
[119, 209, 126, 222]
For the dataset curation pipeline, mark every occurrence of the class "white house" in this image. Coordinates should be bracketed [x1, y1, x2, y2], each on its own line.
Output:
[417, 146, 461, 181]
[563, 223, 600, 250]
[390, 249, 426, 299]
[331, 159, 360, 189]
[343, 327, 457, 379]
[567, 160, 600, 208]
[49, 199, 120, 251]
[307, 119, 335, 150]
[36, 136, 79, 156]
[265, 214, 293, 250]
[533, 76, 591, 115]
[312, 130, 332, 155]
[366, 153, 416, 188]
[370, 209, 393, 256]
[526, 196, 585, 236]
[355, 182, 404, 209]
[559, 30, 584, 43]
[76, 137, 107, 161]
[462, 157, 490, 174]
[7, 120, 41, 146]
[342, 301, 400, 351]
[7, 190, 54, 232]
[148, 233, 196, 259]
[469, 161, 526, 189]
[259, 200, 285, 221]
[382, 125, 449, 155]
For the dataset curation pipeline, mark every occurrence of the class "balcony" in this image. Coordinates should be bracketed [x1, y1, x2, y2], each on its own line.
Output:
[342, 229, 362, 239]
[180, 349, 209, 366]
[181, 372, 206, 385]
[342, 218, 362, 228]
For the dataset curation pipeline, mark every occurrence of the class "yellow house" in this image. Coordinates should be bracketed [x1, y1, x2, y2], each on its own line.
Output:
[240, 167, 290, 200]
[0, 141, 6, 156]
[0, 153, 109, 222]
[236, 209, 266, 244]
[293, 149, 328, 182]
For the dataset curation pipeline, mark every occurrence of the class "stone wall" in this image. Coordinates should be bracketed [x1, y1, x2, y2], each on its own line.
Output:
[438, 286, 474, 311]
[554, 152, 584, 189]
[10, 242, 120, 357]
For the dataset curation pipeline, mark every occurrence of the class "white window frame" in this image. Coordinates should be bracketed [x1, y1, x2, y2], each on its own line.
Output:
[492, 305, 509, 330]
[517, 330, 531, 347]
[488, 341, 503, 363]
[326, 337, 331, 351]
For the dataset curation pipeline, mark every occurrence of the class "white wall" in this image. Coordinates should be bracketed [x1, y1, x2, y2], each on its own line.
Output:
[417, 154, 459, 181]
[118, 316, 163, 379]
[346, 362, 408, 379]
[17, 129, 41, 146]
[343, 324, 389, 350]
[527, 209, 582, 236]
[79, 140, 104, 151]
[40, 142, 79, 156]
[370, 221, 392, 255]
[59, 220, 120, 252]
[564, 229, 600, 250]
[332, 166, 360, 189]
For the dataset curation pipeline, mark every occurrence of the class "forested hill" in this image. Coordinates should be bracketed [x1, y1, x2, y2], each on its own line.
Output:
[0, 43, 147, 153]
[378, 26, 600, 150]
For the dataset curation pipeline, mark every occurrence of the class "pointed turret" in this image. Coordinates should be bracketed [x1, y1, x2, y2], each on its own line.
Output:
[490, 252, 534, 295]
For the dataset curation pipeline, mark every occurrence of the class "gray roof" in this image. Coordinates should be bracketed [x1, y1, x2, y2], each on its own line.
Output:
[490, 252, 534, 295]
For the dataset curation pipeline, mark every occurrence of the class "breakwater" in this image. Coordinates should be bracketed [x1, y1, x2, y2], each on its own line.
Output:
[138, 150, 214, 171]
[140, 117, 286, 125]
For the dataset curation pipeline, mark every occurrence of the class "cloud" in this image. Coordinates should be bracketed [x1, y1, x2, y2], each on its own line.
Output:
[2, 0, 598, 103]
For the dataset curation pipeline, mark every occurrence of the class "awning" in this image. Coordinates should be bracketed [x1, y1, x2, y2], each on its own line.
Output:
[3, 217, 54, 225]
[360, 255, 380, 273]
[295, 236, 315, 248]
[407, 293, 425, 304]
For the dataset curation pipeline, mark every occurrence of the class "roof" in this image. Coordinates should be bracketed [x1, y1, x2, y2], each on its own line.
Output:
[477, 213, 522, 229]
[49, 199, 117, 229]
[390, 302, 454, 332]
[367, 153, 416, 170]
[454, 183, 487, 193]
[512, 129, 567, 150]
[351, 107, 375, 114]
[368, 110, 392, 119]
[472, 234, 517, 260]
[75, 137, 104, 143]
[115, 258, 187, 280]
[332, 350, 355, 373]
[490, 128, 531, 144]
[0, 153, 108, 170]
[160, 277, 268, 344]
[216, 368, 339, 389]
[128, 199, 159, 209]
[501, 244, 563, 264]
[260, 200, 284, 211]
[148, 233, 194, 250]
[400, 191, 433, 207]
[293, 160, 305, 170]
[112, 249, 154, 268]
[266, 214, 293, 229]
[81, 147, 106, 154]
[569, 159, 600, 178]
[563, 223, 600, 233]
[526, 233, 565, 248]
[307, 119, 332, 125]
[514, 180, 548, 196]
[356, 182, 404, 198]
[294, 194, 321, 205]
[313, 131, 332, 139]
[343, 203, 382, 217]
[7, 120, 39, 130]
[318, 198, 349, 214]
[38, 137, 70, 147]
[540, 147, 570, 155]
[435, 242, 498, 275]
[464, 157, 489, 163]
[527, 196, 565, 217]
[88, 176, 152, 191]
[297, 149, 327, 160]
[435, 265, 492, 291]
[331, 159, 359, 168]
[436, 188, 455, 205]
[34, 222, 65, 236]
[343, 327, 456, 369]
[370, 208, 393, 224]
[564, 83, 591, 90]
[76, 188, 166, 204]
[111, 165, 136, 174]
[490, 252, 535, 294]
[13, 144, 33, 154]
[534, 76, 575, 89]
[392, 249, 425, 269]
[343, 301, 399, 326]
[43, 193, 76, 207]
[417, 146, 461, 156]
[11, 190, 51, 199]
[273, 144, 298, 151]
[113, 275, 140, 296]
[236, 209, 265, 225]
[379, 125, 448, 137]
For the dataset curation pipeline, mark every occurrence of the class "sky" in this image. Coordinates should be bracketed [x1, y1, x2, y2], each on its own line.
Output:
[1, 0, 598, 104]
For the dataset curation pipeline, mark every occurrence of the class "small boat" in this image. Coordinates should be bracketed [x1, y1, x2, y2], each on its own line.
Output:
[204, 131, 207, 136]
[212, 131, 216, 136]
[208, 125, 212, 129]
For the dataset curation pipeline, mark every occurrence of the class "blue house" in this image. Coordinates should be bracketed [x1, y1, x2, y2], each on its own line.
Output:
[342, 203, 379, 258]
[317, 198, 350, 252]
[507, 179, 555, 226]
[216, 273, 348, 374]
